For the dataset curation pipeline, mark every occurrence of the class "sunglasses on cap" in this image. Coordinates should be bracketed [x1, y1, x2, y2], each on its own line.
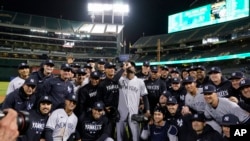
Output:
[203, 92, 214, 95]
[94, 109, 103, 112]
[27, 85, 36, 89]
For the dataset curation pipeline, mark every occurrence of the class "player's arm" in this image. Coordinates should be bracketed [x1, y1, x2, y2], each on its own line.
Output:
[44, 111, 57, 141]
[142, 95, 150, 117]
[44, 128, 53, 141]
[2, 93, 15, 110]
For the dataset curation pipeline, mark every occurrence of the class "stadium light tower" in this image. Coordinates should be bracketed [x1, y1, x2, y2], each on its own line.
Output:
[87, 3, 129, 24]
[87, 2, 129, 54]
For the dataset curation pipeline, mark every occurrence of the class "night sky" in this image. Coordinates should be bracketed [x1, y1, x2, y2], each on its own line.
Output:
[1, 0, 211, 43]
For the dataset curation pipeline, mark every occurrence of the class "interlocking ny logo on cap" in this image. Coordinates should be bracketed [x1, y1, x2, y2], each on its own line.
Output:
[169, 97, 173, 101]
[97, 103, 101, 107]
[224, 116, 229, 121]
[232, 73, 236, 76]
[72, 95, 76, 99]
[204, 86, 208, 90]
[30, 79, 34, 83]
[212, 67, 215, 70]
[44, 96, 49, 100]
[194, 114, 198, 118]
[241, 80, 246, 84]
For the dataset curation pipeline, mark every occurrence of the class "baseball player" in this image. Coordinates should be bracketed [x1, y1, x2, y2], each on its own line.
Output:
[117, 62, 150, 141]
[2, 76, 37, 111]
[17, 95, 53, 141]
[74, 71, 101, 117]
[140, 106, 178, 141]
[144, 65, 167, 114]
[182, 76, 206, 114]
[135, 61, 150, 80]
[6, 62, 30, 95]
[42, 63, 74, 110]
[203, 84, 250, 125]
[186, 113, 224, 141]
[76, 101, 114, 141]
[45, 94, 78, 141]
[207, 66, 232, 98]
[30, 59, 55, 108]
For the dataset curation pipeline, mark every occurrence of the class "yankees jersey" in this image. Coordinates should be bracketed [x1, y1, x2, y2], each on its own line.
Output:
[144, 78, 166, 113]
[17, 109, 49, 141]
[77, 112, 112, 141]
[208, 77, 232, 98]
[46, 109, 78, 141]
[166, 112, 193, 141]
[43, 77, 74, 110]
[185, 88, 206, 113]
[6, 76, 25, 95]
[97, 77, 119, 108]
[75, 82, 99, 117]
[118, 76, 148, 120]
[204, 97, 250, 124]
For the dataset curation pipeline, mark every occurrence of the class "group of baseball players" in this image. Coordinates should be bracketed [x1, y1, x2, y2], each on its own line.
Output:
[1, 55, 250, 141]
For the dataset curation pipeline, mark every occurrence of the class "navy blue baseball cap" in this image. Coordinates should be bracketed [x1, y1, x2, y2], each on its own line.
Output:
[61, 63, 72, 70]
[39, 95, 52, 103]
[202, 84, 216, 94]
[171, 77, 181, 84]
[143, 61, 150, 67]
[72, 63, 81, 68]
[92, 101, 105, 110]
[150, 66, 158, 73]
[170, 68, 180, 74]
[105, 62, 116, 68]
[181, 68, 189, 73]
[228, 71, 244, 80]
[196, 65, 206, 71]
[239, 78, 250, 90]
[44, 59, 54, 66]
[208, 66, 221, 74]
[98, 58, 106, 64]
[90, 71, 100, 79]
[65, 94, 78, 102]
[24, 77, 37, 86]
[77, 68, 87, 75]
[221, 114, 240, 126]
[167, 96, 178, 104]
[182, 76, 196, 84]
[161, 65, 169, 70]
[87, 58, 95, 63]
[161, 90, 171, 97]
[191, 113, 206, 122]
[84, 63, 92, 69]
[188, 65, 197, 72]
[18, 62, 29, 69]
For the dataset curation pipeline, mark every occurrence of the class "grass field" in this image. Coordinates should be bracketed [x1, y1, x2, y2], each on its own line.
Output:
[0, 81, 8, 102]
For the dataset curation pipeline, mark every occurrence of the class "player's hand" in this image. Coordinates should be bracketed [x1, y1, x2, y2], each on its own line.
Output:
[181, 106, 191, 115]
[229, 96, 238, 103]
[0, 109, 19, 141]
[144, 110, 151, 119]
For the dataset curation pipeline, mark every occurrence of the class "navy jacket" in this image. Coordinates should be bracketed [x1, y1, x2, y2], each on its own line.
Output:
[43, 76, 74, 110]
[2, 87, 36, 111]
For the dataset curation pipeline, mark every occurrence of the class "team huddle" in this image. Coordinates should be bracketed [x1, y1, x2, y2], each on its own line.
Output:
[1, 56, 250, 141]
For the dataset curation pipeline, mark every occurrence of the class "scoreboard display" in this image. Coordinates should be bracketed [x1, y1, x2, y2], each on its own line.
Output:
[168, 0, 249, 33]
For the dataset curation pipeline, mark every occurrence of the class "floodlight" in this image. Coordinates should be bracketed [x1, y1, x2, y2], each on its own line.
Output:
[113, 4, 129, 13]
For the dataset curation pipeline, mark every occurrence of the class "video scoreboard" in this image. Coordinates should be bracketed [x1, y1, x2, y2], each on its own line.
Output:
[168, 0, 249, 33]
